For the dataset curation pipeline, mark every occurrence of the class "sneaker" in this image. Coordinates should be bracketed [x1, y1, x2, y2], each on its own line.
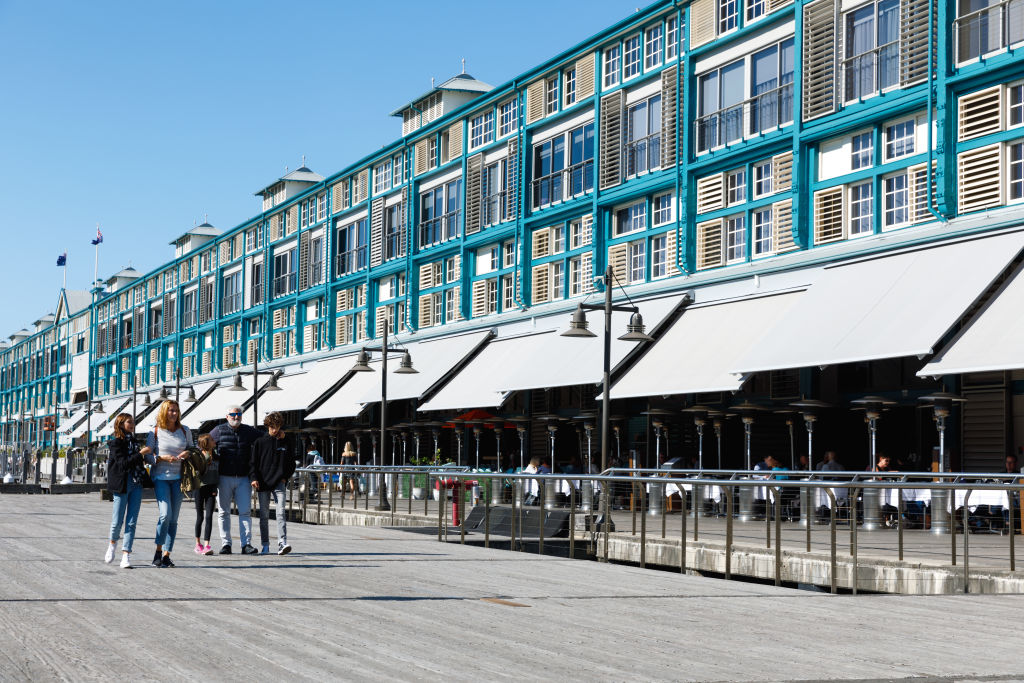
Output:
[120, 553, 132, 569]
[194, 542, 205, 555]
[260, 544, 270, 555]
[278, 543, 292, 556]
[203, 544, 213, 556]
[241, 544, 259, 555]
[159, 554, 175, 568]
[219, 545, 232, 555]
[104, 544, 116, 564]
[152, 549, 163, 566]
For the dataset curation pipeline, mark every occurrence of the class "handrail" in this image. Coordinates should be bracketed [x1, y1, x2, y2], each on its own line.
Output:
[695, 81, 794, 152]
[531, 158, 594, 209]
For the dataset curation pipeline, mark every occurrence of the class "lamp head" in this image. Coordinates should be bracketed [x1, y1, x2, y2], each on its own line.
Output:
[350, 349, 373, 372]
[264, 372, 283, 391]
[142, 393, 152, 407]
[618, 311, 654, 342]
[91, 401, 104, 415]
[561, 305, 597, 338]
[158, 387, 169, 400]
[185, 386, 197, 402]
[228, 372, 246, 391]
[394, 351, 418, 374]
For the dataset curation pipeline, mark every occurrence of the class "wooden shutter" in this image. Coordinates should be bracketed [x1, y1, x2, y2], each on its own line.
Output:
[599, 91, 624, 189]
[303, 324, 314, 352]
[287, 205, 298, 235]
[773, 200, 797, 253]
[272, 332, 283, 359]
[183, 336, 193, 354]
[414, 139, 429, 176]
[607, 243, 628, 286]
[331, 181, 346, 214]
[272, 307, 285, 330]
[298, 232, 310, 290]
[222, 346, 234, 367]
[532, 228, 551, 259]
[576, 52, 596, 101]
[958, 144, 1003, 214]
[813, 187, 845, 244]
[183, 356, 193, 378]
[525, 79, 546, 124]
[419, 263, 434, 291]
[419, 294, 434, 328]
[660, 66, 678, 169]
[354, 170, 369, 204]
[505, 138, 519, 220]
[696, 219, 724, 270]
[900, 0, 932, 87]
[665, 229, 680, 276]
[449, 286, 462, 321]
[234, 233, 244, 257]
[245, 339, 257, 364]
[451, 255, 461, 281]
[579, 251, 594, 293]
[773, 152, 794, 192]
[370, 197, 385, 267]
[201, 351, 211, 374]
[768, 0, 793, 9]
[696, 173, 724, 214]
[334, 316, 349, 346]
[198, 280, 208, 324]
[909, 163, 936, 224]
[471, 279, 488, 318]
[222, 325, 234, 343]
[217, 241, 228, 264]
[336, 288, 352, 311]
[690, 0, 716, 48]
[375, 306, 387, 338]
[581, 214, 593, 246]
[445, 121, 463, 164]
[465, 153, 483, 234]
[133, 310, 144, 345]
[958, 86, 1003, 141]
[802, 0, 837, 121]
[531, 264, 550, 304]
[433, 262, 443, 286]
[149, 365, 158, 385]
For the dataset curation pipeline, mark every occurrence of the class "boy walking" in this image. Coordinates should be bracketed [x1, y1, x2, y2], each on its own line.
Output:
[250, 411, 295, 555]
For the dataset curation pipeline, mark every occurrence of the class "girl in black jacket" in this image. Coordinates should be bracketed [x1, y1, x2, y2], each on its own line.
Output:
[105, 413, 145, 569]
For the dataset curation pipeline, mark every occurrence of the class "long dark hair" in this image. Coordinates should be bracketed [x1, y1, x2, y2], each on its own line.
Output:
[112, 412, 133, 440]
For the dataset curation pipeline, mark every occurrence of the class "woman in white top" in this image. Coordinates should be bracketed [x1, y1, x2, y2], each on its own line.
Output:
[141, 400, 192, 568]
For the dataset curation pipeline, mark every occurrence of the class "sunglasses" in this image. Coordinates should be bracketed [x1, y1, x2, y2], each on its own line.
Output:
[228, 412, 242, 417]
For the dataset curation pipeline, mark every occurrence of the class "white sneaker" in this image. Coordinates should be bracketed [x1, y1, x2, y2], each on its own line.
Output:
[104, 544, 116, 564]
[120, 553, 132, 569]
[278, 543, 291, 556]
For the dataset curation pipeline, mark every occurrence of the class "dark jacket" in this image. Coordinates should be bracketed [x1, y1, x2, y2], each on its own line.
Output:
[107, 436, 144, 494]
[249, 433, 296, 490]
[210, 422, 261, 477]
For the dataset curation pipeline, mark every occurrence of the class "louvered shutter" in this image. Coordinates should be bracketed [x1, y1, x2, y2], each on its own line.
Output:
[958, 87, 1003, 141]
[334, 316, 349, 346]
[222, 325, 234, 343]
[958, 144, 1003, 213]
[375, 306, 387, 338]
[802, 0, 837, 121]
[183, 356, 193, 377]
[465, 153, 483, 234]
[608, 243, 628, 286]
[525, 79, 546, 124]
[696, 219, 724, 270]
[198, 281, 208, 324]
[287, 205, 298, 235]
[246, 339, 258, 364]
[419, 263, 434, 290]
[183, 337, 193, 354]
[149, 365, 158, 385]
[576, 52, 596, 101]
[414, 139, 429, 176]
[331, 181, 345, 214]
[579, 251, 594, 293]
[303, 324, 313, 352]
[235, 233, 244, 257]
[201, 351, 211, 374]
[222, 346, 233, 368]
[768, 0, 793, 9]
[354, 170, 369, 204]
[164, 294, 173, 335]
[599, 91, 624, 189]
[532, 228, 551, 259]
[219, 241, 230, 264]
[773, 152, 794, 192]
[419, 294, 434, 328]
[690, 0, 716, 48]
[773, 200, 796, 253]
[272, 333, 283, 359]
[471, 280, 488, 318]
[452, 255, 461, 281]
[449, 286, 462, 321]
[272, 308, 284, 330]
[298, 232, 310, 290]
[813, 187, 845, 244]
[660, 66, 678, 168]
[900, 0, 932, 86]
[696, 173, 725, 214]
[581, 214, 593, 246]
[665, 230, 680, 276]
[531, 264, 550, 304]
[505, 138, 520, 220]
[191, 255, 200, 278]
[335, 288, 350, 312]
[370, 197, 385, 267]
[133, 310, 143, 345]
[445, 122, 463, 164]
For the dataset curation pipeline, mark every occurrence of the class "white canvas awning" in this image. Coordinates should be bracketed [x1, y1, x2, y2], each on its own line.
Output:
[138, 381, 219, 432]
[241, 354, 357, 424]
[735, 231, 1024, 374]
[919, 262, 1024, 376]
[93, 398, 132, 437]
[610, 291, 804, 399]
[180, 378, 252, 429]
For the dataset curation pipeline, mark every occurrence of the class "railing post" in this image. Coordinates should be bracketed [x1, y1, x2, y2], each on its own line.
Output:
[725, 486, 733, 580]
[639, 481, 647, 569]
[485, 483, 491, 550]
[569, 485, 576, 559]
[825, 489, 838, 595]
[680, 487, 687, 574]
[963, 490, 972, 594]
[1009, 485, 1016, 572]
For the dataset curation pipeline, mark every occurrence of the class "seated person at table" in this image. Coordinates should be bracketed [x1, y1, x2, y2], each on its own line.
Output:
[874, 453, 897, 473]
[523, 457, 540, 505]
[765, 455, 789, 480]
[818, 451, 845, 473]
[753, 457, 770, 472]
[538, 461, 552, 474]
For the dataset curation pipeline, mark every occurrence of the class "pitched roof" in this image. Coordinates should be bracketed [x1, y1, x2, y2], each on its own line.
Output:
[254, 166, 324, 196]
[389, 73, 494, 117]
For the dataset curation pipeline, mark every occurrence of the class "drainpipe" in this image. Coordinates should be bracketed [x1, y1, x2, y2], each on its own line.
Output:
[513, 82, 527, 310]
[401, 141, 416, 336]
[672, 4, 691, 276]
[925, 0, 945, 223]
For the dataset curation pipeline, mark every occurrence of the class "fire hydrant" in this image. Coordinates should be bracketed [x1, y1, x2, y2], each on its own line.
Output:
[437, 478, 477, 526]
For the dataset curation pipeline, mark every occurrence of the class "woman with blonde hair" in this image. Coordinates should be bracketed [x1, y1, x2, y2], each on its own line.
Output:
[105, 412, 145, 568]
[341, 440, 358, 494]
[140, 400, 193, 568]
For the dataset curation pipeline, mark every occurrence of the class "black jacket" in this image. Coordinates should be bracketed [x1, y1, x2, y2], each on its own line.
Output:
[210, 422, 261, 477]
[107, 436, 144, 494]
[249, 433, 296, 489]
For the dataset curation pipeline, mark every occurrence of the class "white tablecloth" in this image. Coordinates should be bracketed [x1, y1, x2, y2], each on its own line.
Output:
[524, 478, 599, 497]
[951, 488, 1010, 510]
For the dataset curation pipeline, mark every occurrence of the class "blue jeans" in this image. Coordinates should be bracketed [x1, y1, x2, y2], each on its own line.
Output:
[109, 481, 143, 553]
[257, 482, 287, 548]
[217, 475, 252, 548]
[154, 478, 184, 552]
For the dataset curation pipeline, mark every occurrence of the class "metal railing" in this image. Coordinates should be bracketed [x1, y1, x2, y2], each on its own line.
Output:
[955, 0, 1024, 63]
[418, 211, 461, 248]
[221, 292, 242, 316]
[273, 273, 296, 298]
[384, 230, 406, 262]
[531, 159, 594, 210]
[842, 42, 899, 102]
[335, 246, 367, 277]
[481, 191, 507, 227]
[695, 82, 794, 153]
[625, 133, 661, 176]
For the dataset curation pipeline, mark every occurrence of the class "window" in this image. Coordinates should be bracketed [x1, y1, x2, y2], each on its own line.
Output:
[531, 123, 594, 208]
[552, 224, 566, 253]
[623, 34, 642, 79]
[850, 182, 874, 235]
[955, 0, 1024, 62]
[309, 235, 325, 285]
[651, 235, 668, 278]
[653, 193, 673, 225]
[470, 111, 495, 149]
[503, 240, 516, 267]
[182, 290, 197, 328]
[476, 245, 501, 275]
[626, 94, 662, 176]
[747, 0, 766, 21]
[603, 45, 621, 88]
[726, 215, 746, 262]
[615, 202, 646, 236]
[419, 179, 462, 247]
[628, 241, 646, 283]
[570, 219, 584, 249]
[666, 16, 679, 60]
[852, 132, 874, 170]
[502, 274, 515, 310]
[250, 261, 263, 306]
[1010, 84, 1024, 127]
[221, 272, 242, 315]
[719, 0, 738, 33]
[1009, 142, 1024, 201]
[569, 257, 583, 295]
[753, 161, 773, 197]
[273, 248, 296, 297]
[563, 68, 576, 107]
[697, 59, 744, 151]
[884, 173, 909, 226]
[726, 169, 747, 205]
[844, 0, 899, 101]
[384, 205, 405, 261]
[551, 262, 565, 299]
[884, 119, 915, 160]
[545, 77, 559, 115]
[446, 256, 458, 283]
[425, 137, 438, 171]
[750, 39, 794, 134]
[373, 161, 392, 195]
[444, 288, 458, 323]
[753, 209, 773, 256]
[335, 218, 368, 276]
[486, 279, 498, 314]
[201, 250, 212, 273]
[499, 99, 518, 137]
[318, 193, 327, 221]
[482, 160, 507, 226]
[645, 25, 663, 69]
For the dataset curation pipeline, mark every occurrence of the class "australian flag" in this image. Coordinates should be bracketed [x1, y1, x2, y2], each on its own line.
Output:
[56, 252, 67, 267]
[91, 228, 103, 245]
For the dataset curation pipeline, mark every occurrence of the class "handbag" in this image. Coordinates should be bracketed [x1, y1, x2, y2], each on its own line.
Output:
[139, 464, 155, 489]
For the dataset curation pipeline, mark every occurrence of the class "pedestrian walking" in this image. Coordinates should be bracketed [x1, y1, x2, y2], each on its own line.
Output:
[210, 405, 261, 555]
[250, 412, 295, 555]
[105, 413, 144, 569]
[142, 400, 193, 568]
[192, 434, 219, 556]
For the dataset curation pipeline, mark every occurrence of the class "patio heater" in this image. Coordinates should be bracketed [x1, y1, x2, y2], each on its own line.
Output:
[791, 399, 832, 528]
[448, 418, 465, 467]
[681, 405, 713, 470]
[920, 392, 966, 535]
[851, 395, 897, 531]
[731, 401, 763, 523]
[490, 421, 506, 505]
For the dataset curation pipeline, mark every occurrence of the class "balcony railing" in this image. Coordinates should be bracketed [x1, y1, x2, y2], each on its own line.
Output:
[148, 324, 162, 340]
[842, 42, 899, 103]
[273, 272, 297, 298]
[418, 210, 461, 248]
[250, 284, 263, 306]
[335, 245, 367, 277]
[182, 309, 197, 329]
[531, 159, 594, 210]
[956, 0, 1024, 63]
[695, 82, 794, 153]
[309, 257, 325, 285]
[481, 190, 508, 227]
[384, 229, 407, 262]
[120, 335, 132, 350]
[200, 303, 214, 322]
[221, 292, 242, 316]
[625, 133, 661, 177]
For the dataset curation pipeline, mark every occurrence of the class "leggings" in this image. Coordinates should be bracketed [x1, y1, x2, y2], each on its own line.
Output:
[194, 484, 218, 541]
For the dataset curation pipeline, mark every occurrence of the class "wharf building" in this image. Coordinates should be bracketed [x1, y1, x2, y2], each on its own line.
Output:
[2, 0, 1024, 474]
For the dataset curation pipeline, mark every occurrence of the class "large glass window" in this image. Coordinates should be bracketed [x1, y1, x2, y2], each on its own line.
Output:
[335, 218, 368, 276]
[1011, 84, 1024, 127]
[628, 241, 646, 283]
[470, 111, 494, 149]
[1010, 142, 1023, 201]
[623, 34, 642, 79]
[499, 99, 518, 137]
[844, 0, 899, 101]
[615, 202, 646, 236]
[419, 179, 462, 247]
[884, 119, 915, 160]
[884, 173, 909, 226]
[273, 248, 296, 297]
[719, 0, 738, 33]
[850, 182, 874, 235]
[852, 132, 874, 170]
[626, 95, 662, 176]
[645, 25, 663, 69]
[384, 205, 405, 261]
[651, 235, 668, 278]
[532, 123, 594, 209]
[750, 39, 794, 134]
[603, 45, 621, 88]
[482, 160, 507, 227]
[221, 272, 242, 315]
[698, 59, 744, 151]
[726, 169, 747, 205]
[956, 0, 1024, 62]
[726, 215, 746, 262]
[753, 209, 773, 256]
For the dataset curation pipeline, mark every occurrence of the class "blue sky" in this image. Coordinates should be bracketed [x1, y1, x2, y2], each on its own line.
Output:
[0, 0, 644, 335]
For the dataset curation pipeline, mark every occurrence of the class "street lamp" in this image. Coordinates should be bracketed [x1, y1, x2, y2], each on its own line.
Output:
[228, 348, 282, 427]
[560, 264, 660, 475]
[348, 315, 417, 511]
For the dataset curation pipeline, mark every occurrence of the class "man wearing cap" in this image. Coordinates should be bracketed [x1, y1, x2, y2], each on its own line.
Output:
[210, 404, 261, 555]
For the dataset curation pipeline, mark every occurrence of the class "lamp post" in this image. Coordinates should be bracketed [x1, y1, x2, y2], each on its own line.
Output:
[348, 315, 417, 511]
[790, 399, 831, 472]
[682, 405, 712, 470]
[920, 392, 966, 535]
[228, 349, 282, 427]
[851, 395, 897, 531]
[75, 399, 104, 485]
[560, 264, 660, 474]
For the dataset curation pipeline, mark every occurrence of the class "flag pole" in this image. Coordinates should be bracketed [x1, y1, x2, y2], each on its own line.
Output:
[62, 248, 67, 290]
[93, 224, 99, 287]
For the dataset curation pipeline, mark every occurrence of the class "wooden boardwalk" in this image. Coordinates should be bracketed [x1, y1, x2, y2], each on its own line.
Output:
[1, 494, 1023, 681]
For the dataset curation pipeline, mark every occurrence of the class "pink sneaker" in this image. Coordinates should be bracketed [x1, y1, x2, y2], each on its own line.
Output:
[194, 542, 204, 555]
[203, 544, 213, 556]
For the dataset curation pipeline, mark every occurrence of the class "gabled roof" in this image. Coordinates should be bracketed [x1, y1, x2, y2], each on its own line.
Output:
[63, 290, 91, 316]
[105, 267, 142, 284]
[254, 166, 324, 197]
[33, 313, 55, 326]
[389, 73, 494, 117]
[169, 223, 221, 246]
